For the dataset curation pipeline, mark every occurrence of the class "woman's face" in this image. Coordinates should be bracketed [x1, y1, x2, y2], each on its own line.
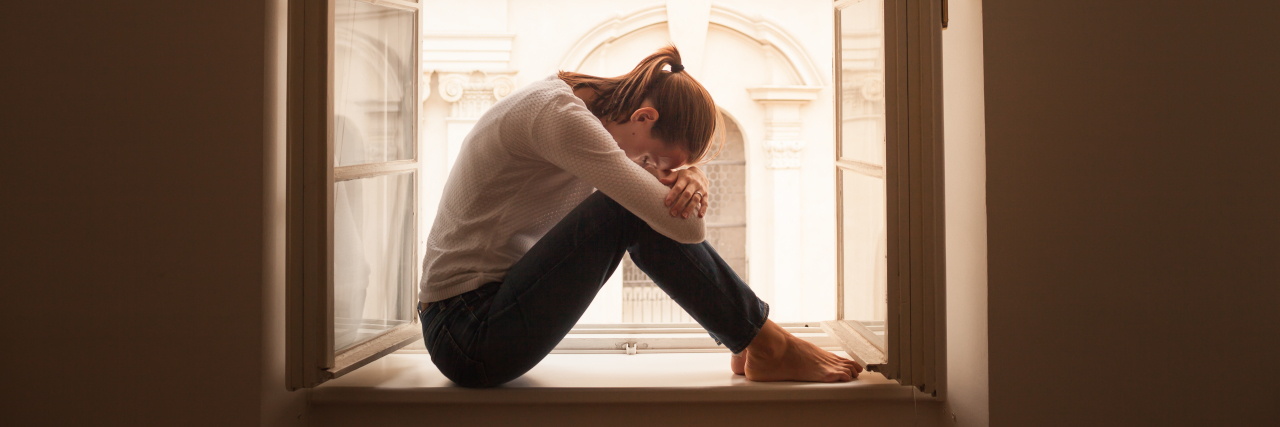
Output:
[604, 102, 690, 174]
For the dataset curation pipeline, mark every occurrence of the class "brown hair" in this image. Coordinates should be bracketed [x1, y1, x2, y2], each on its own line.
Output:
[559, 45, 725, 165]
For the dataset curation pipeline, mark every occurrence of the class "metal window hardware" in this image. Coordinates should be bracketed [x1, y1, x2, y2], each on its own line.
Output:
[942, 0, 949, 28]
[618, 342, 649, 355]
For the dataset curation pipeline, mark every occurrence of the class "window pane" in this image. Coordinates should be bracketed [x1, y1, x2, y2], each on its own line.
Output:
[839, 0, 886, 166]
[334, 0, 416, 167]
[334, 172, 416, 351]
[840, 0, 888, 321]
[841, 171, 887, 322]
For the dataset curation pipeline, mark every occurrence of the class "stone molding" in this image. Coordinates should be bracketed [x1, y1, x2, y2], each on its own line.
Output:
[763, 129, 805, 170]
[749, 86, 822, 170]
[747, 85, 823, 103]
[422, 32, 516, 71]
[436, 71, 517, 118]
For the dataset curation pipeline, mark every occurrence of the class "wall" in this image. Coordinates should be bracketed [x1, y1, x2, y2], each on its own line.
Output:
[984, 1, 1280, 425]
[941, 0, 989, 426]
[264, 0, 312, 424]
[0, 1, 303, 425]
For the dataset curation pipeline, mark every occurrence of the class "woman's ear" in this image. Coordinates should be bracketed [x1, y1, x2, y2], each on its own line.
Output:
[631, 106, 659, 124]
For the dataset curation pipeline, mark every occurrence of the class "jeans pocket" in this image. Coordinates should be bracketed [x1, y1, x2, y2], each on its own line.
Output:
[420, 300, 450, 352]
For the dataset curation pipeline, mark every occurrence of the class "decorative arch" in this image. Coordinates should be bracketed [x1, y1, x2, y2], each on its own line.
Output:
[558, 3, 826, 87]
[715, 106, 750, 158]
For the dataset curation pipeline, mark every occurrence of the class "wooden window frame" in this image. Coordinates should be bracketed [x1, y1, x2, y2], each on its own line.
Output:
[284, 0, 945, 394]
[286, 0, 423, 390]
[830, 0, 946, 396]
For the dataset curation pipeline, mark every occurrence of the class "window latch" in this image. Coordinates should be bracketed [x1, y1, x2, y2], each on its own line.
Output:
[618, 342, 648, 355]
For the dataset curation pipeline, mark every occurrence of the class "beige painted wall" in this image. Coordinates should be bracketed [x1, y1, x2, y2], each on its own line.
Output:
[942, 0, 989, 426]
[983, 1, 1280, 425]
[0, 1, 304, 425]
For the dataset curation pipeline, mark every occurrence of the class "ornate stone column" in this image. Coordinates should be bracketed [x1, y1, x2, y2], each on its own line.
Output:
[437, 70, 516, 170]
[748, 86, 821, 321]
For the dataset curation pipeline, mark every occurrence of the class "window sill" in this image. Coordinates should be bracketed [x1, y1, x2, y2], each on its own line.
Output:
[310, 351, 915, 405]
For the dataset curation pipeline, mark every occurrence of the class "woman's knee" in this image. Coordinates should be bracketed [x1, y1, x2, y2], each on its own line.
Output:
[580, 190, 626, 214]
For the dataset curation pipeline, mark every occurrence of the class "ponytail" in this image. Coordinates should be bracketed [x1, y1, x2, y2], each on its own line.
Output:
[559, 45, 724, 165]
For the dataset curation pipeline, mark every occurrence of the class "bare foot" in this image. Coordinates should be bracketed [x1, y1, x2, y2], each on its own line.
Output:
[731, 351, 746, 375]
[743, 320, 863, 382]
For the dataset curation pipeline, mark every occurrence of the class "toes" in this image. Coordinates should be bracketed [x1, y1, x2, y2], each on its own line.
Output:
[730, 353, 746, 375]
[836, 358, 860, 370]
[834, 362, 858, 379]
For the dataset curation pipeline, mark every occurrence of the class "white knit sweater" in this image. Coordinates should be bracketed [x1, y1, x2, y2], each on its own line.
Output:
[418, 75, 706, 303]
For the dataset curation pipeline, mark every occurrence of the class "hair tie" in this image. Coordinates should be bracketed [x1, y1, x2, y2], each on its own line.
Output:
[670, 63, 685, 73]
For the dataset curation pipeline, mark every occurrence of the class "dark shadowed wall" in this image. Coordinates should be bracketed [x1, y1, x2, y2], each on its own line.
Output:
[0, 1, 303, 425]
[983, 1, 1280, 425]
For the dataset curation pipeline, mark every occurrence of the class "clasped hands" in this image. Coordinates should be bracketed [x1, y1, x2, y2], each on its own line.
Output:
[654, 167, 710, 219]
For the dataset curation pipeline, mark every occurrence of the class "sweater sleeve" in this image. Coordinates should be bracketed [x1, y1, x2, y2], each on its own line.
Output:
[526, 90, 705, 244]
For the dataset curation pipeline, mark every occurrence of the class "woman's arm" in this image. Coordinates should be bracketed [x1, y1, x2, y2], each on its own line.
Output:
[527, 92, 705, 244]
[639, 164, 709, 219]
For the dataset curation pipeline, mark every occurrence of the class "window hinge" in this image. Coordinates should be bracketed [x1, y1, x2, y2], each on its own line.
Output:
[942, 0, 949, 29]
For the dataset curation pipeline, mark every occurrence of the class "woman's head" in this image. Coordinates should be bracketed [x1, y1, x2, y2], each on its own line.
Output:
[559, 45, 723, 169]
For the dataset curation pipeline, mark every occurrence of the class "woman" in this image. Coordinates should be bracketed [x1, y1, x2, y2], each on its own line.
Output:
[418, 46, 861, 387]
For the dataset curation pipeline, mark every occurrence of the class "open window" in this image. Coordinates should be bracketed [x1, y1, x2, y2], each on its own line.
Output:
[286, 0, 423, 390]
[287, 0, 945, 394]
[827, 0, 947, 395]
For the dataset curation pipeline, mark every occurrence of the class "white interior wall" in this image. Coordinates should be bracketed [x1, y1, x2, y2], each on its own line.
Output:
[940, 0, 989, 425]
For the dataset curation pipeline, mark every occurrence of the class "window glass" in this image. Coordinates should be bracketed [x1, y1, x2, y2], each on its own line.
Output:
[841, 170, 887, 321]
[839, 0, 888, 322]
[334, 0, 416, 167]
[334, 172, 416, 351]
[839, 0, 887, 165]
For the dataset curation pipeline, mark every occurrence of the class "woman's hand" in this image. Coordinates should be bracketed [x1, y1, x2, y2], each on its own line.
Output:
[659, 167, 710, 219]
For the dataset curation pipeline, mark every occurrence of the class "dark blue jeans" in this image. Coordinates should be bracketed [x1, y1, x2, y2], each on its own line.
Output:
[419, 192, 770, 388]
